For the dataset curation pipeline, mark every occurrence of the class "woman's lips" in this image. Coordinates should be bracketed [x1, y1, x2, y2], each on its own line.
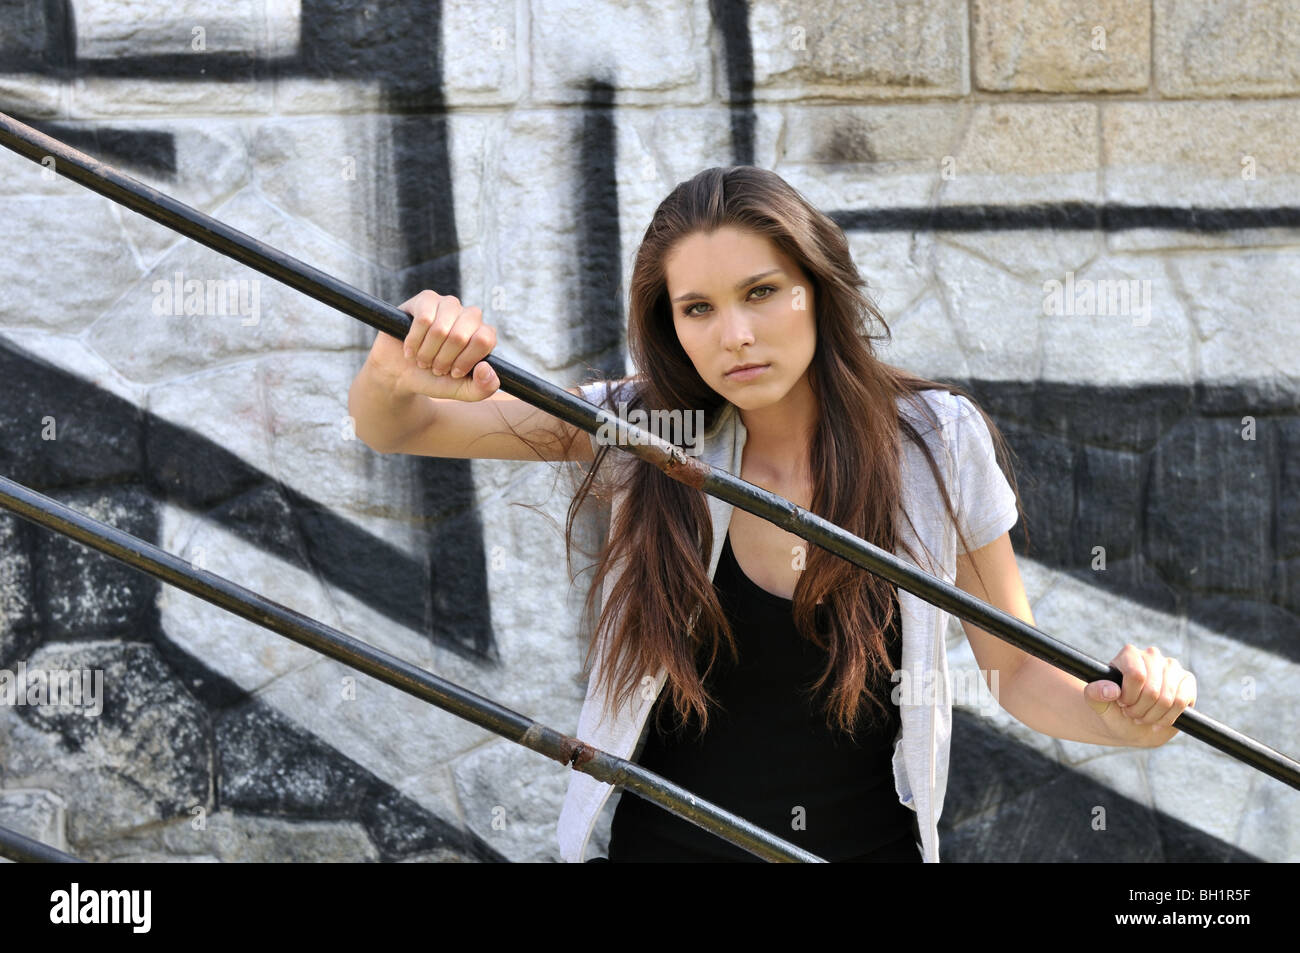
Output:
[725, 363, 769, 382]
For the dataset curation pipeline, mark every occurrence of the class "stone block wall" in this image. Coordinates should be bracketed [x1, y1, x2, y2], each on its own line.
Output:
[0, 0, 1294, 862]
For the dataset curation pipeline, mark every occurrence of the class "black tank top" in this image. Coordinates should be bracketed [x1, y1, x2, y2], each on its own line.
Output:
[605, 530, 920, 862]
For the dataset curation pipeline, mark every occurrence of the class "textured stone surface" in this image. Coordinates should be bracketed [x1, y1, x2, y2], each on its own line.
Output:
[1030, 560, 1189, 673]
[1185, 593, 1299, 665]
[529, 0, 711, 105]
[1073, 443, 1143, 564]
[216, 698, 485, 860]
[469, 474, 595, 728]
[996, 420, 1076, 564]
[1146, 417, 1273, 595]
[70, 0, 279, 58]
[930, 242, 1045, 381]
[93, 812, 379, 863]
[877, 293, 973, 383]
[1038, 255, 1193, 387]
[253, 652, 493, 795]
[484, 109, 619, 371]
[263, 352, 405, 510]
[0, 197, 149, 332]
[439, 0, 521, 106]
[143, 349, 415, 531]
[249, 113, 483, 268]
[0, 340, 145, 490]
[71, 0, 300, 60]
[70, 76, 273, 117]
[638, 106, 784, 195]
[1181, 613, 1300, 796]
[0, 788, 67, 857]
[972, 381, 1193, 455]
[32, 486, 161, 644]
[776, 104, 961, 269]
[1278, 419, 1300, 566]
[749, 0, 968, 99]
[450, 737, 573, 862]
[1103, 101, 1300, 201]
[1103, 101, 1300, 251]
[973, 0, 1150, 92]
[0, 75, 65, 118]
[943, 707, 1257, 861]
[0, 642, 210, 848]
[1154, 0, 1300, 98]
[782, 104, 964, 172]
[153, 510, 328, 692]
[271, 78, 388, 116]
[106, 120, 255, 268]
[0, 2, 56, 67]
[1237, 770, 1298, 862]
[846, 231, 936, 325]
[940, 104, 1100, 206]
[0, 512, 38, 671]
[1166, 251, 1300, 390]
[84, 189, 374, 384]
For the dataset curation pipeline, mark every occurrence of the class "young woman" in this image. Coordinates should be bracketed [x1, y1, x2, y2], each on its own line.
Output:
[348, 166, 1196, 863]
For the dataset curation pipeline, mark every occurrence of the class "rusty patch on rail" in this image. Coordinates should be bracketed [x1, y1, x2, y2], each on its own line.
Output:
[525, 723, 595, 769]
[659, 447, 709, 489]
[566, 739, 595, 769]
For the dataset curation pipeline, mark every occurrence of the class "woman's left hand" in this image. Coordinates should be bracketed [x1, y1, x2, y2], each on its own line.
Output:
[1083, 644, 1197, 747]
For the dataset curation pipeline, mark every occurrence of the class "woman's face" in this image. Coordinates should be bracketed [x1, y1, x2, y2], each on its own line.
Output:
[665, 226, 816, 410]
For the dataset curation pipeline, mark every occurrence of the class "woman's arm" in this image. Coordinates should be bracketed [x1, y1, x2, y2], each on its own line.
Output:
[955, 533, 1195, 748]
[347, 349, 441, 453]
[346, 290, 596, 461]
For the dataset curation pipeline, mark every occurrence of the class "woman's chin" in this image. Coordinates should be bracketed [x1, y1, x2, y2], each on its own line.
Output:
[723, 384, 788, 411]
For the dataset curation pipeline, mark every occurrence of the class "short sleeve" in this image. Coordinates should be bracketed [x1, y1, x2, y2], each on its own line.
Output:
[574, 380, 612, 459]
[576, 379, 610, 405]
[950, 396, 1019, 555]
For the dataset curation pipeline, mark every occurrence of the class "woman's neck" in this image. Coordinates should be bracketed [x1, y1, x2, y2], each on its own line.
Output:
[737, 377, 817, 486]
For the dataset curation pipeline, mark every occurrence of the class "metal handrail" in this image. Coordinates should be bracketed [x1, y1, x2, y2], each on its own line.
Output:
[0, 822, 84, 863]
[0, 474, 823, 863]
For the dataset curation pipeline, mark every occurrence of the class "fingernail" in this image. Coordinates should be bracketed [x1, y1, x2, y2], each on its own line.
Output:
[451, 367, 464, 378]
[1101, 684, 1118, 700]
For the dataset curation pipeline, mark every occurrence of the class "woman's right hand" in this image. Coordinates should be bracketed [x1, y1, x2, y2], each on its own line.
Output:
[368, 290, 502, 401]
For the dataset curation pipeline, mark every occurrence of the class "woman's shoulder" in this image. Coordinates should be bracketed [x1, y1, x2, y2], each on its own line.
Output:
[895, 387, 975, 440]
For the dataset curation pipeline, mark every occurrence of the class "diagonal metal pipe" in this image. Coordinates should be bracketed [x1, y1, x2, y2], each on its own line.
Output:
[0, 822, 85, 863]
[0, 474, 823, 863]
[1, 110, 1296, 798]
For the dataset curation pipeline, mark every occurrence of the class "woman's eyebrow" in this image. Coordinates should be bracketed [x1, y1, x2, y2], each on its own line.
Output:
[671, 268, 783, 303]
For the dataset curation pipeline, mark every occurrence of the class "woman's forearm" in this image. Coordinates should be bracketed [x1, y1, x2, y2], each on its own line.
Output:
[347, 354, 438, 454]
[1001, 655, 1143, 747]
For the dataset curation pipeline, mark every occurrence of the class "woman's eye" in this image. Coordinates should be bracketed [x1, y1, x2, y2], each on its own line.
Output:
[683, 285, 778, 317]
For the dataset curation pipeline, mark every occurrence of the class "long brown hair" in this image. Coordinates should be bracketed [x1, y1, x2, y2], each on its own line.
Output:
[549, 166, 1027, 744]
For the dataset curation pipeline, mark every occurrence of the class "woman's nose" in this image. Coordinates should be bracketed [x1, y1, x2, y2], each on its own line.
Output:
[718, 307, 755, 349]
